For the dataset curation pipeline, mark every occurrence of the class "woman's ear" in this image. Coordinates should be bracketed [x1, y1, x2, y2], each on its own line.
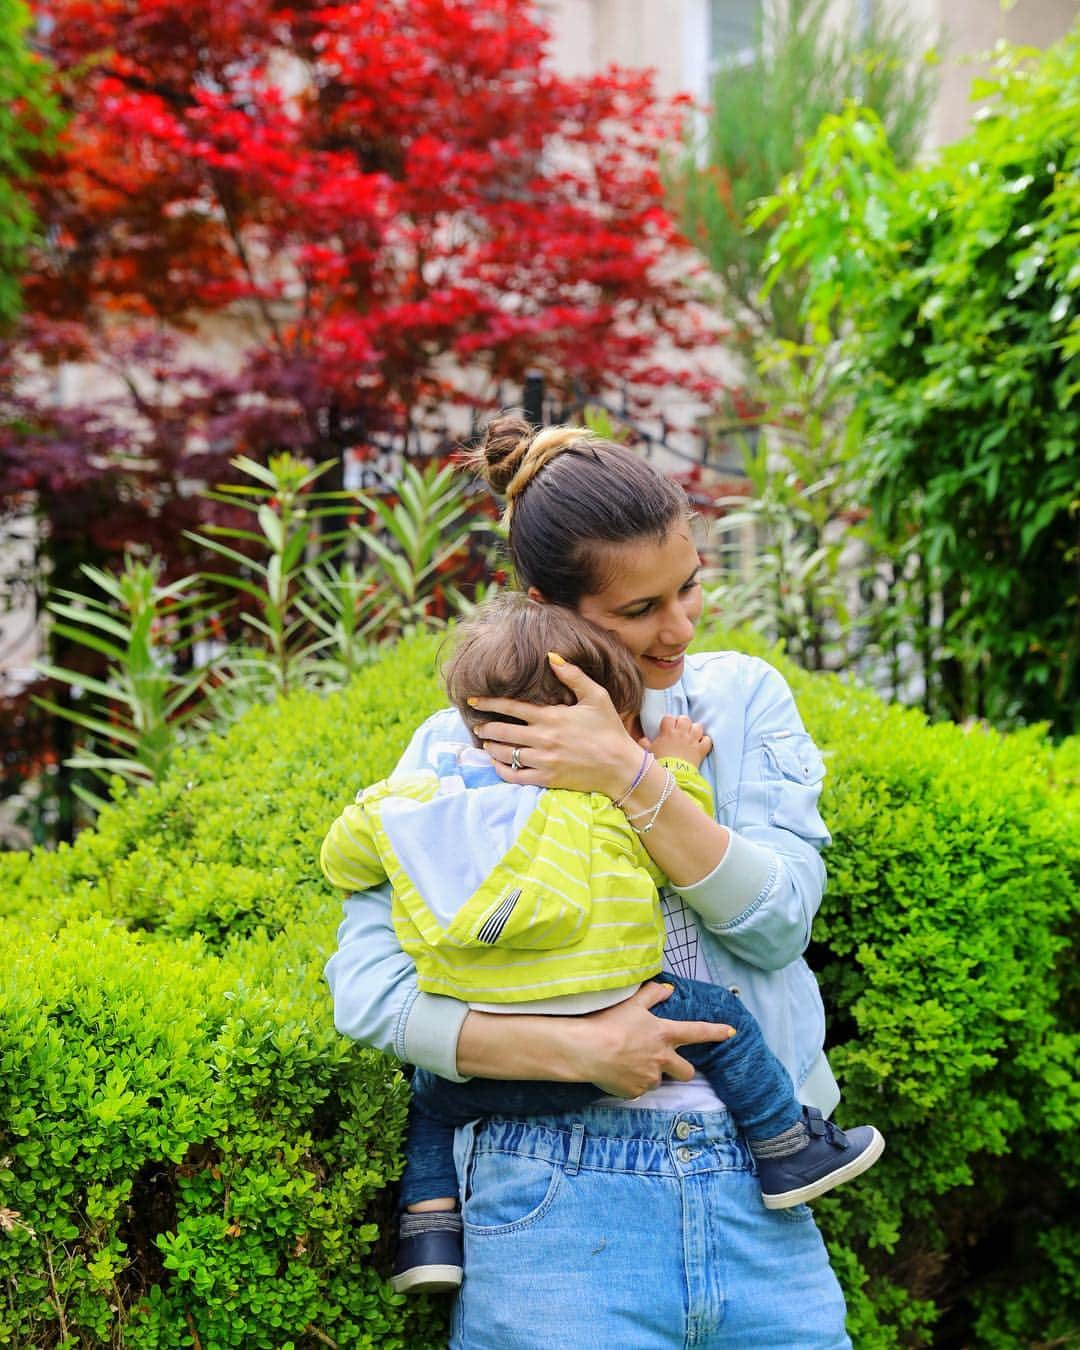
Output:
[526, 586, 547, 604]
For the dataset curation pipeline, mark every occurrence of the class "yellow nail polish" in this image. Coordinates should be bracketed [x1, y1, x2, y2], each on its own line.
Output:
[467, 697, 479, 707]
[547, 651, 566, 666]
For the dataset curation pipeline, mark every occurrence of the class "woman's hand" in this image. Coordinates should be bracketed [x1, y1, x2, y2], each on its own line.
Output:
[470, 655, 641, 798]
[455, 983, 736, 1095]
[572, 983, 735, 1099]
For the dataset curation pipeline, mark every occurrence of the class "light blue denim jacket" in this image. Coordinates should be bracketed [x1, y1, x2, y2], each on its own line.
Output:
[324, 651, 841, 1113]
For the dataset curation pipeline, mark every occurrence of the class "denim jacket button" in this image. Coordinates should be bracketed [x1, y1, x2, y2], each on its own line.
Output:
[675, 1121, 692, 1140]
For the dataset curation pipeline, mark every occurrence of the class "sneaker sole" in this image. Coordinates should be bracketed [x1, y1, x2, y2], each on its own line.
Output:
[762, 1127, 886, 1210]
[390, 1265, 464, 1295]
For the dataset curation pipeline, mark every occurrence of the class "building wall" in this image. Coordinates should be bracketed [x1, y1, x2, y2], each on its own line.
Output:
[0, 511, 38, 694]
[539, 0, 1077, 145]
[930, 0, 1077, 144]
[538, 0, 703, 99]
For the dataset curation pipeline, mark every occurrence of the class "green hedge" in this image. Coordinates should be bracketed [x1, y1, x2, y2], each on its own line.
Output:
[1, 629, 1077, 1346]
[0, 639, 448, 1348]
[792, 673, 1080, 1345]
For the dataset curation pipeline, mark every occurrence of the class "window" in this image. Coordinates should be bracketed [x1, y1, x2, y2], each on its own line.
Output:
[708, 0, 762, 75]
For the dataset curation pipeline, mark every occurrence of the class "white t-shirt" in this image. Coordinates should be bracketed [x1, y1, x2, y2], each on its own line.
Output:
[593, 889, 727, 1113]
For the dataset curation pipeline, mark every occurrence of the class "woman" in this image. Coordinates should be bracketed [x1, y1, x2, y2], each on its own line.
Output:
[325, 417, 851, 1348]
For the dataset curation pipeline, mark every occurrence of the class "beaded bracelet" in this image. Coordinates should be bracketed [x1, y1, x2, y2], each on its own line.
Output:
[611, 747, 653, 809]
[623, 766, 671, 819]
[625, 768, 676, 835]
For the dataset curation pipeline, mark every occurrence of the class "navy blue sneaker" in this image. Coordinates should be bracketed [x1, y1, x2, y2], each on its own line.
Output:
[757, 1108, 885, 1210]
[390, 1219, 464, 1295]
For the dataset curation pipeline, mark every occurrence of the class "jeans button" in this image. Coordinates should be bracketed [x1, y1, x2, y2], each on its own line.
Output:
[675, 1121, 692, 1141]
[676, 1146, 694, 1163]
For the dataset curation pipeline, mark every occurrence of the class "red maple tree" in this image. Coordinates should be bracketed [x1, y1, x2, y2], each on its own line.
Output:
[11, 0, 718, 531]
[2, 0, 723, 833]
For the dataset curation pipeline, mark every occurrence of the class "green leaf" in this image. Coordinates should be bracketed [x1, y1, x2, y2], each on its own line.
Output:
[31, 697, 141, 747]
[227, 455, 281, 489]
[46, 602, 132, 643]
[33, 663, 126, 702]
[44, 620, 126, 663]
[257, 504, 284, 553]
[186, 532, 269, 578]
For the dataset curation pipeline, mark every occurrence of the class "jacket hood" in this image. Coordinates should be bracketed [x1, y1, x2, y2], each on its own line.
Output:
[379, 748, 543, 931]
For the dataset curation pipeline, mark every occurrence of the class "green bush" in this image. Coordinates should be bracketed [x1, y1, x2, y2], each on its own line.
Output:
[1, 628, 1077, 1345]
[0, 638, 449, 1347]
[785, 663, 1080, 1345]
[0, 918, 418, 1348]
[758, 31, 1080, 733]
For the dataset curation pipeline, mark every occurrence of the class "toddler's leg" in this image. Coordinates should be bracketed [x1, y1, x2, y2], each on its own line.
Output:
[652, 974, 802, 1139]
[650, 975, 885, 1209]
[393, 1072, 467, 1294]
[399, 1076, 462, 1211]
[393, 1070, 600, 1294]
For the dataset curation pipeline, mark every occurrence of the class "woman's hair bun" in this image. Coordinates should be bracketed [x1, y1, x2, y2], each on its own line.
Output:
[472, 413, 535, 495]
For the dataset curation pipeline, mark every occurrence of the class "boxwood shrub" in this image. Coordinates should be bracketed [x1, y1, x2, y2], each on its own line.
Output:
[0, 627, 1076, 1346]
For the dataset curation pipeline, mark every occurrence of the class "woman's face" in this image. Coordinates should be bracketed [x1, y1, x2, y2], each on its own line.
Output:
[574, 521, 703, 690]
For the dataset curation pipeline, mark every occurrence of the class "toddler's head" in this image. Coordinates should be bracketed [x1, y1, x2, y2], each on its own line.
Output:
[443, 593, 643, 744]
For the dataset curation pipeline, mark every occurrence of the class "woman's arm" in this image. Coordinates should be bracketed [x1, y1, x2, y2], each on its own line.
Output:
[325, 887, 471, 1080]
[326, 893, 733, 1094]
[610, 753, 730, 888]
[665, 660, 829, 971]
[469, 658, 734, 887]
[456, 982, 735, 1098]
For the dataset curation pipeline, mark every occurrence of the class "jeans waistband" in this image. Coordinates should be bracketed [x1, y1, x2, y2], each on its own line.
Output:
[468, 1107, 754, 1178]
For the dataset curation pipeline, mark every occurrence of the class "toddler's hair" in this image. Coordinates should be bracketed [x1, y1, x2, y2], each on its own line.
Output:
[442, 593, 643, 742]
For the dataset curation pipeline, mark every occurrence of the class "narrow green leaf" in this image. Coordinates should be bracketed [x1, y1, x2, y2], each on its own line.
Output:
[33, 664, 127, 702]
[47, 602, 132, 642]
[45, 620, 126, 662]
[184, 531, 267, 576]
[31, 697, 141, 747]
[258, 504, 285, 553]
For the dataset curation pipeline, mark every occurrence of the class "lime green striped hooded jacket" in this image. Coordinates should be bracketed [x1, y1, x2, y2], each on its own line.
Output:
[320, 750, 712, 1010]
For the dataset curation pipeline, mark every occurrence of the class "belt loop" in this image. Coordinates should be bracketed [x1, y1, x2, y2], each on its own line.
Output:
[565, 1121, 585, 1177]
[457, 1119, 478, 1204]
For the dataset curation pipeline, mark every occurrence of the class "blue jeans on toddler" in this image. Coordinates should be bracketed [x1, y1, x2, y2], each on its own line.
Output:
[399, 972, 802, 1209]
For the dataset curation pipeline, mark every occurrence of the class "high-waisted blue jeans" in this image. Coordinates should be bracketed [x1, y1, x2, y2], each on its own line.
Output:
[450, 1107, 851, 1349]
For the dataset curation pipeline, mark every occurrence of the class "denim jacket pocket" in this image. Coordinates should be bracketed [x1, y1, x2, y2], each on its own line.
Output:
[762, 732, 827, 836]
